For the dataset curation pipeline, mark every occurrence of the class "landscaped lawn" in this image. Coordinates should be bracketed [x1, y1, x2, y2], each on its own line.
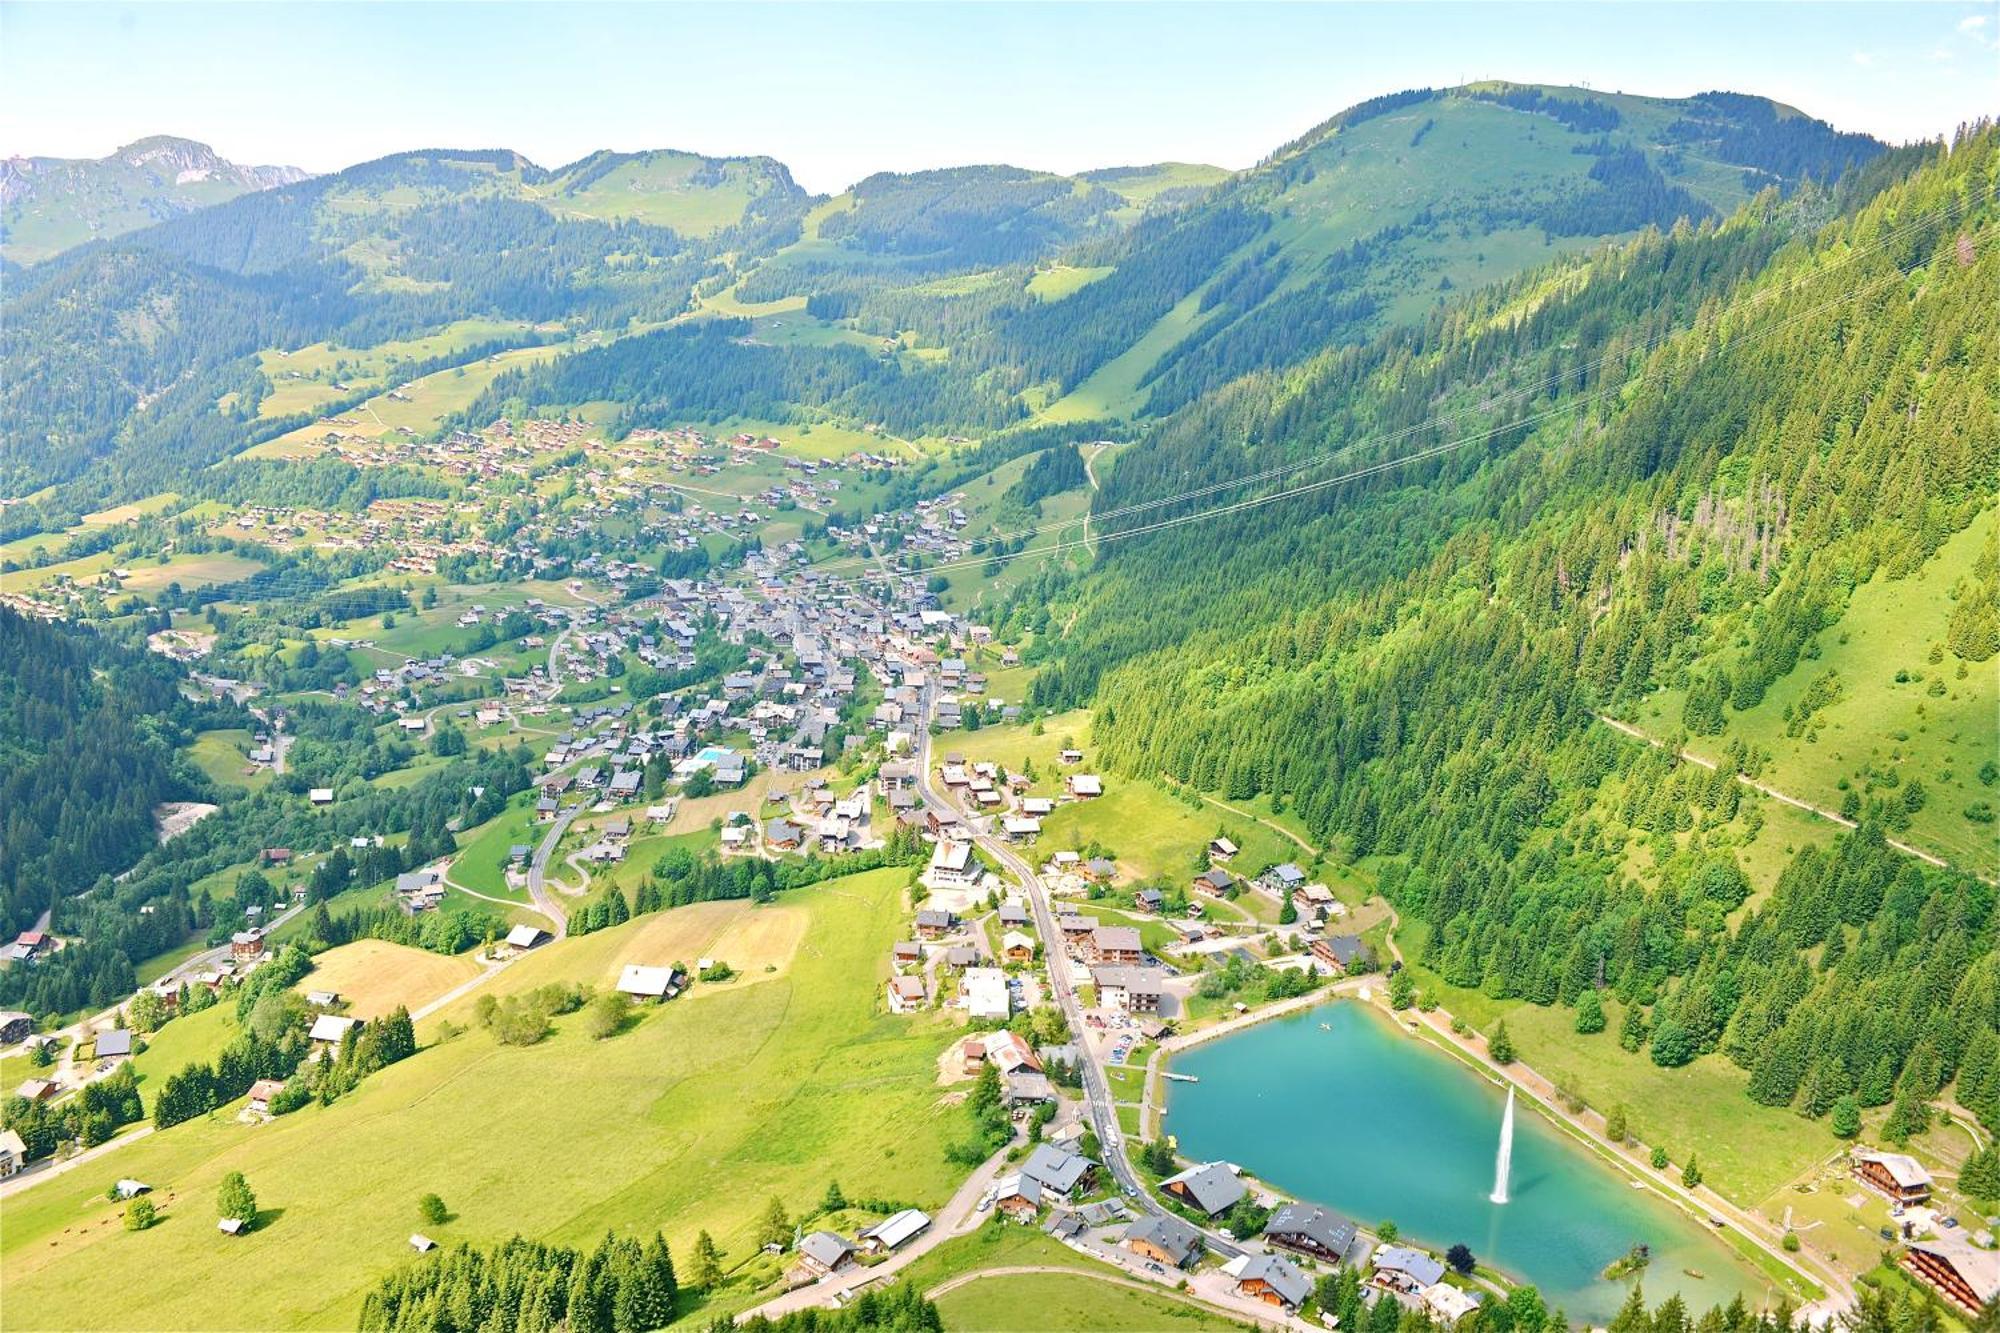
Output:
[1041, 781, 1307, 884]
[0, 870, 967, 1331]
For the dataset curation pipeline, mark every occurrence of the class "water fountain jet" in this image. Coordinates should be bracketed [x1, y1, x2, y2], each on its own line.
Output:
[1490, 1085, 1516, 1204]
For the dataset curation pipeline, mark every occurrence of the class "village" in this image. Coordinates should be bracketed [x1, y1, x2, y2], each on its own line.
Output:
[1, 405, 1991, 1333]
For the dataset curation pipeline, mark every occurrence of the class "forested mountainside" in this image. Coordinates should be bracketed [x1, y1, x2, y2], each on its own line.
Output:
[0, 610, 204, 938]
[1013, 127, 1998, 1128]
[0, 135, 308, 266]
[0, 84, 1882, 540]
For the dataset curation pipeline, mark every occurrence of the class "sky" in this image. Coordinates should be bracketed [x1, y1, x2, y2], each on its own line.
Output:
[1, 1, 1994, 193]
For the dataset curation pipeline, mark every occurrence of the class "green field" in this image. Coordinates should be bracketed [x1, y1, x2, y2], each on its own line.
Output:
[1637, 508, 1999, 877]
[186, 729, 272, 793]
[0, 869, 967, 1331]
[933, 1269, 1239, 1332]
[449, 793, 542, 899]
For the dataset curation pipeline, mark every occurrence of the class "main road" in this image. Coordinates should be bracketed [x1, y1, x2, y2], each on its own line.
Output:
[909, 686, 1243, 1263]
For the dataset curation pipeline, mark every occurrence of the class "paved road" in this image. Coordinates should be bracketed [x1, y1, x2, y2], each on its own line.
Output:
[525, 806, 580, 936]
[736, 1143, 1014, 1322]
[910, 688, 1243, 1263]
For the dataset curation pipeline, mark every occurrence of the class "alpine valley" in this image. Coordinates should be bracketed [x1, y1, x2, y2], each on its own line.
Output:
[0, 74, 1995, 1333]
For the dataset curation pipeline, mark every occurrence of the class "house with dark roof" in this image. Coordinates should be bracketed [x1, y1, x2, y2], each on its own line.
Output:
[1020, 1143, 1094, 1198]
[1224, 1253, 1312, 1310]
[1266, 1202, 1357, 1262]
[1159, 1161, 1246, 1216]
[797, 1230, 856, 1277]
[1124, 1214, 1202, 1268]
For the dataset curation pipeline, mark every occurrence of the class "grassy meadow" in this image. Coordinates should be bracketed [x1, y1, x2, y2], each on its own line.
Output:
[0, 869, 965, 1331]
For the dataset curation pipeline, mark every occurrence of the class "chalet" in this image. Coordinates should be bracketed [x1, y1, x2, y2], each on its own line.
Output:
[1312, 935, 1366, 974]
[535, 796, 559, 821]
[963, 1028, 1041, 1076]
[1092, 966, 1163, 1014]
[1002, 931, 1036, 963]
[1004, 1070, 1056, 1106]
[608, 770, 642, 799]
[1056, 913, 1095, 942]
[765, 819, 804, 850]
[998, 903, 1031, 929]
[1136, 888, 1165, 913]
[859, 1208, 931, 1254]
[1266, 1202, 1356, 1263]
[797, 1230, 856, 1277]
[1423, 1284, 1484, 1326]
[1059, 748, 1084, 765]
[0, 1128, 27, 1177]
[305, 989, 341, 1008]
[962, 967, 1011, 1021]
[310, 1013, 363, 1047]
[1192, 867, 1234, 897]
[1089, 925, 1143, 965]
[926, 840, 978, 890]
[993, 1173, 1042, 1221]
[1207, 837, 1238, 862]
[1293, 882, 1339, 924]
[944, 945, 979, 970]
[915, 908, 958, 940]
[247, 1078, 286, 1114]
[1020, 796, 1054, 816]
[1160, 1161, 1246, 1216]
[1223, 1253, 1311, 1311]
[924, 808, 963, 839]
[1263, 863, 1307, 894]
[1373, 1246, 1448, 1292]
[16, 1078, 56, 1103]
[887, 976, 928, 1013]
[231, 929, 266, 964]
[1066, 774, 1102, 799]
[508, 844, 531, 866]
[1124, 1214, 1202, 1268]
[892, 941, 924, 965]
[1020, 1143, 1094, 1199]
[262, 848, 292, 866]
[93, 1028, 134, 1061]
[616, 965, 683, 1002]
[0, 1011, 32, 1044]
[309, 788, 334, 805]
[1903, 1236, 2000, 1316]
[1000, 814, 1042, 842]
[505, 923, 550, 953]
[1853, 1149, 1932, 1204]
[1082, 858, 1118, 884]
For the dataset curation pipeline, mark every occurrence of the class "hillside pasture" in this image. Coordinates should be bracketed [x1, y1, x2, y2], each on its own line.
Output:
[292, 940, 483, 1019]
[0, 870, 963, 1331]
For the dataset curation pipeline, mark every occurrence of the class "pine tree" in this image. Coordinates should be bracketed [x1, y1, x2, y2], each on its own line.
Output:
[1605, 1104, 1628, 1143]
[1831, 1095, 1862, 1139]
[756, 1196, 791, 1250]
[690, 1230, 724, 1291]
[1488, 1021, 1516, 1064]
[1681, 1154, 1703, 1189]
[217, 1171, 257, 1227]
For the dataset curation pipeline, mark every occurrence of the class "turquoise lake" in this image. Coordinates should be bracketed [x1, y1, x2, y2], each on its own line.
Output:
[1165, 1002, 1774, 1323]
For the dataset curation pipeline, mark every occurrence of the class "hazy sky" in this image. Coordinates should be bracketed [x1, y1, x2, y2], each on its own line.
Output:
[2, 2, 1994, 193]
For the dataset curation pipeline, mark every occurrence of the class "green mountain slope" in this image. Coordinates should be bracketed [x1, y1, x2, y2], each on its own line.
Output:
[1008, 128, 1997, 1149]
[0, 136, 308, 266]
